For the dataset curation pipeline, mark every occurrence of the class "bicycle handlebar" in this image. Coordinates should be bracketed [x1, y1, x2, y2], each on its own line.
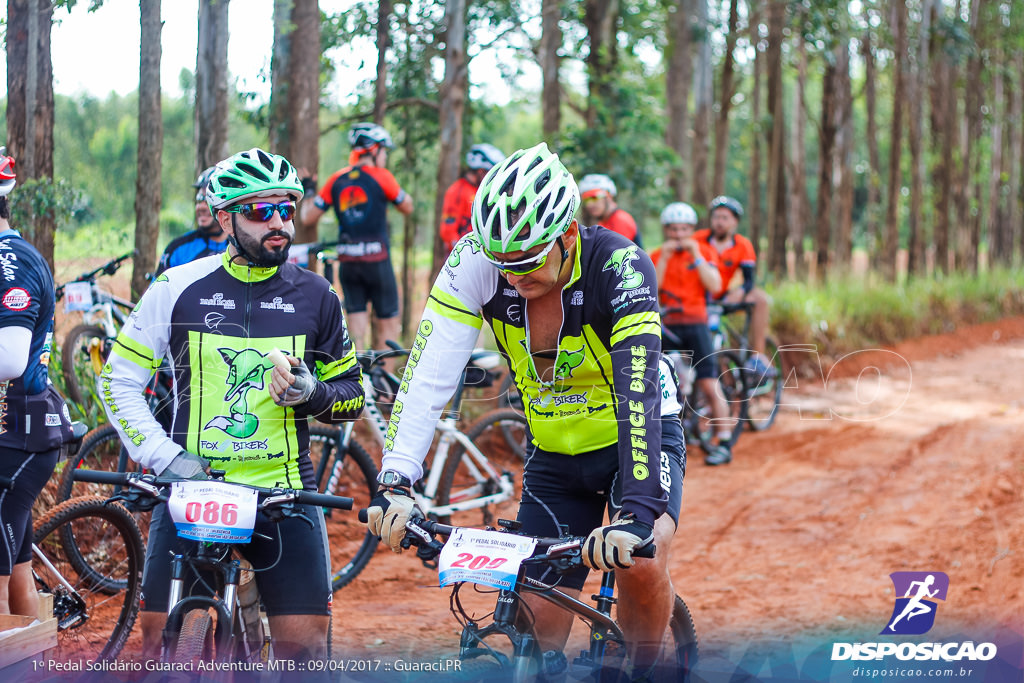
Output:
[56, 250, 137, 300]
[73, 469, 354, 510]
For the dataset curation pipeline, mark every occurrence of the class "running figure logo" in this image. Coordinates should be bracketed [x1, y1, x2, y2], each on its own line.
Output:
[882, 571, 949, 635]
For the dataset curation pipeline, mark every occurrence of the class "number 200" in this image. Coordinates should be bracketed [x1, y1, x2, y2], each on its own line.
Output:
[451, 553, 508, 570]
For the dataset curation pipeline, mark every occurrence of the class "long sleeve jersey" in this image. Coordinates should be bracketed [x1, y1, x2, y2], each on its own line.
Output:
[382, 225, 671, 526]
[99, 252, 364, 490]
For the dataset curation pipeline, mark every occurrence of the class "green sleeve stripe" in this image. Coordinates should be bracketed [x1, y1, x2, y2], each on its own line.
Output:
[110, 340, 160, 371]
[610, 312, 662, 346]
[426, 288, 483, 329]
[317, 351, 359, 381]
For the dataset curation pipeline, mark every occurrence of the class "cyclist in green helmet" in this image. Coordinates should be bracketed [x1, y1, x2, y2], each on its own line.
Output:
[365, 143, 686, 679]
[100, 148, 365, 661]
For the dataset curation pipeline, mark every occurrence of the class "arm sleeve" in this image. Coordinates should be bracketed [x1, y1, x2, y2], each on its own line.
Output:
[380, 237, 493, 483]
[605, 247, 666, 527]
[98, 278, 182, 474]
[740, 236, 756, 293]
[294, 287, 365, 423]
[0, 326, 31, 382]
[740, 263, 756, 294]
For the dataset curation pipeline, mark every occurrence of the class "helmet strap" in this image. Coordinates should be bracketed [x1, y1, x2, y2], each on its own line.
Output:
[226, 214, 268, 268]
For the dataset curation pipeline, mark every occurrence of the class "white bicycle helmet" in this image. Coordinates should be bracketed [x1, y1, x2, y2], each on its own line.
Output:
[578, 173, 617, 198]
[466, 143, 505, 171]
[349, 123, 395, 151]
[472, 142, 579, 254]
[660, 202, 698, 226]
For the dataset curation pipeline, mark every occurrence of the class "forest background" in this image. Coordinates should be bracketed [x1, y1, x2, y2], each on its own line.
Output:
[3, 0, 1024, 361]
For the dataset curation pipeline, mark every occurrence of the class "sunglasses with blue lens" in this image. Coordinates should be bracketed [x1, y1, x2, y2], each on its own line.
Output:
[483, 239, 560, 276]
[225, 201, 297, 222]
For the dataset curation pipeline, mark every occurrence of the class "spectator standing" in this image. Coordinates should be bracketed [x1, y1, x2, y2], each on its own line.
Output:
[0, 148, 73, 616]
[300, 123, 414, 351]
[439, 143, 505, 252]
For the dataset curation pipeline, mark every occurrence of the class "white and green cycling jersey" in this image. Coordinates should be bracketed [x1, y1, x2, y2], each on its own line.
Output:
[99, 252, 364, 489]
[382, 226, 679, 526]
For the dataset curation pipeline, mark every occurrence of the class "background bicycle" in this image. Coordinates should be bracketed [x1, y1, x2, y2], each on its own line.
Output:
[56, 250, 137, 409]
[393, 515, 698, 682]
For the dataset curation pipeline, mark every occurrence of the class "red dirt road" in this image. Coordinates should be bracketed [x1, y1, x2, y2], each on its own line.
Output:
[330, 317, 1024, 679]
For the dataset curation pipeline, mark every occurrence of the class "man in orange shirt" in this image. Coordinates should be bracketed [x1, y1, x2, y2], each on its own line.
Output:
[300, 123, 414, 351]
[578, 173, 643, 247]
[439, 143, 505, 252]
[695, 195, 774, 381]
[650, 202, 734, 465]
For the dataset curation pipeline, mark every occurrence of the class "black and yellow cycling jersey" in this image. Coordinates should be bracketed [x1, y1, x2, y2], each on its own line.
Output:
[382, 225, 671, 526]
[100, 252, 364, 489]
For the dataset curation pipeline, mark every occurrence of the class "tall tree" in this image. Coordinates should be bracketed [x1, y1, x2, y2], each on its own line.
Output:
[835, 38, 855, 271]
[790, 32, 808, 280]
[690, 0, 711, 205]
[270, 0, 321, 243]
[814, 47, 839, 282]
[928, 3, 954, 274]
[712, 0, 739, 196]
[540, 0, 562, 140]
[960, 0, 983, 274]
[134, 0, 162, 299]
[195, 0, 230, 173]
[1010, 49, 1024, 266]
[882, 0, 907, 282]
[764, 0, 788, 279]
[374, 0, 393, 123]
[5, 0, 56, 267]
[861, 14, 883, 263]
[907, 0, 933, 278]
[746, 2, 763, 253]
[431, 0, 467, 279]
[583, 0, 620, 131]
[665, 0, 693, 200]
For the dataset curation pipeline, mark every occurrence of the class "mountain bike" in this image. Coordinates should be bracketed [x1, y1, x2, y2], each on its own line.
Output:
[73, 468, 354, 664]
[707, 300, 786, 431]
[393, 515, 698, 682]
[57, 251, 137, 407]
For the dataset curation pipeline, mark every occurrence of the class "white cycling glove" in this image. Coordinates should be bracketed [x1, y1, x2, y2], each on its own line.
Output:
[160, 450, 211, 480]
[583, 515, 654, 572]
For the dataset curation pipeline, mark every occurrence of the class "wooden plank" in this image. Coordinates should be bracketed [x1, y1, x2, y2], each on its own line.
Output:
[0, 614, 58, 670]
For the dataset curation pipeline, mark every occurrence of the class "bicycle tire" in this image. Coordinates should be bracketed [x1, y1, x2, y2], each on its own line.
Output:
[174, 608, 215, 664]
[434, 413, 523, 527]
[745, 335, 784, 432]
[665, 595, 700, 681]
[497, 371, 523, 411]
[681, 349, 747, 453]
[56, 424, 149, 592]
[467, 407, 529, 463]
[33, 495, 144, 661]
[307, 425, 380, 591]
[61, 323, 109, 408]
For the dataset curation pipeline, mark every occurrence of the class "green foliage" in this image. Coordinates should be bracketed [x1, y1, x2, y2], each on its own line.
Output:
[769, 266, 1024, 362]
[8, 177, 80, 236]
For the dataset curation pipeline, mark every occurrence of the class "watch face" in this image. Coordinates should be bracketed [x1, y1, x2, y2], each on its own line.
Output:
[381, 472, 403, 486]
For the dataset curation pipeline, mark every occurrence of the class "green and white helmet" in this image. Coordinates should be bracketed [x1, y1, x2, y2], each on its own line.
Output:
[471, 142, 579, 254]
[206, 148, 303, 211]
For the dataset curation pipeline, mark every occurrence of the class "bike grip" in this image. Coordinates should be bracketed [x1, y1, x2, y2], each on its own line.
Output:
[294, 490, 354, 510]
[358, 508, 368, 524]
[73, 469, 129, 485]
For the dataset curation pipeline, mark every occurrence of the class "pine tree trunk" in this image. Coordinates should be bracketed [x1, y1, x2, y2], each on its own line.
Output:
[861, 20, 882, 265]
[195, 0, 229, 172]
[882, 0, 907, 282]
[836, 41, 855, 272]
[746, 2, 763, 254]
[690, 0, 711, 205]
[665, 0, 693, 200]
[540, 0, 562, 140]
[712, 0, 739, 196]
[790, 36, 808, 280]
[134, 0, 162, 299]
[765, 0, 788, 280]
[907, 0, 931, 278]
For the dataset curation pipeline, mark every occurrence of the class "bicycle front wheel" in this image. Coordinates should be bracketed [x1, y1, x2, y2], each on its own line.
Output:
[434, 418, 522, 527]
[745, 335, 784, 432]
[466, 407, 529, 463]
[33, 495, 144, 661]
[307, 426, 380, 591]
[61, 323, 109, 408]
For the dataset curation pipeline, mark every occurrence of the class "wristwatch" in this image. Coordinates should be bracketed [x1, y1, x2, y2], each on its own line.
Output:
[378, 470, 412, 489]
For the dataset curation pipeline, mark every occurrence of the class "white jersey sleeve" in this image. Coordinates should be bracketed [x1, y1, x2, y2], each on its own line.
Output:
[380, 236, 498, 483]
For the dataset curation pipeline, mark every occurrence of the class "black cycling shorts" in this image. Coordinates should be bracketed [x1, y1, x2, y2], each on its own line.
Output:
[140, 501, 332, 616]
[338, 259, 400, 318]
[0, 446, 59, 574]
[516, 417, 685, 591]
[665, 323, 717, 380]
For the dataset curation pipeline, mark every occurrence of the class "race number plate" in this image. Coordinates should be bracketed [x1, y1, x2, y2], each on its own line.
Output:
[168, 480, 258, 543]
[63, 281, 93, 312]
[438, 528, 538, 590]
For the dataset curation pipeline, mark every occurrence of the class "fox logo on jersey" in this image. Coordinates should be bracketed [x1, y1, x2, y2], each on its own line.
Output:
[602, 246, 644, 290]
[204, 348, 276, 439]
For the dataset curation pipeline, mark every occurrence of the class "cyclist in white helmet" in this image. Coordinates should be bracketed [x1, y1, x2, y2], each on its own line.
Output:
[439, 143, 505, 252]
[365, 143, 685, 679]
[578, 172, 643, 247]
